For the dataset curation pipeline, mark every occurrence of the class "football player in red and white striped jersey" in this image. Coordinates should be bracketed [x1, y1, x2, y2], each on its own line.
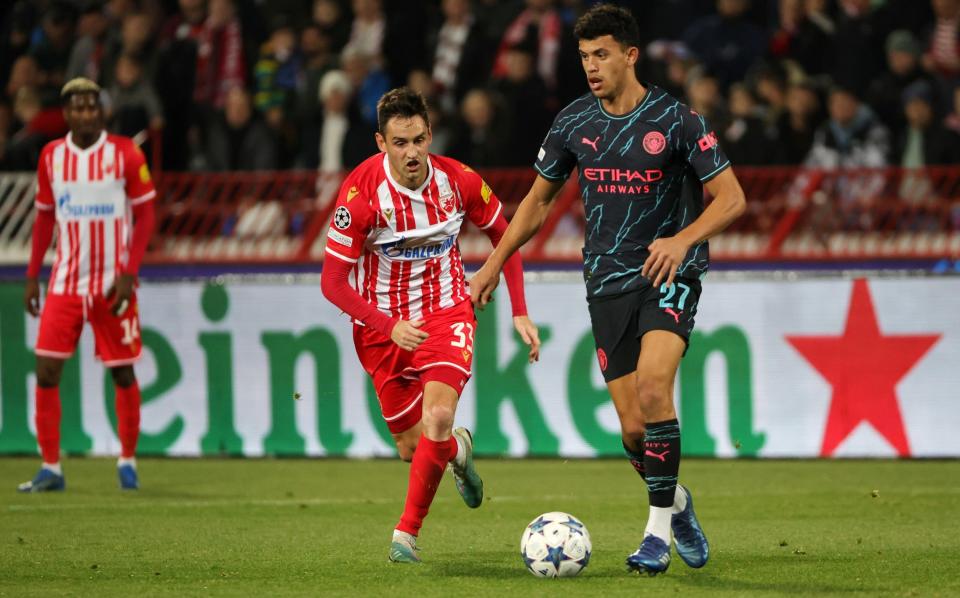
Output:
[321, 88, 539, 563]
[18, 78, 156, 493]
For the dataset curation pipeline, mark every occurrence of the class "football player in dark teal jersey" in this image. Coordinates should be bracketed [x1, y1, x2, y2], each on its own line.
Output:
[470, 4, 746, 576]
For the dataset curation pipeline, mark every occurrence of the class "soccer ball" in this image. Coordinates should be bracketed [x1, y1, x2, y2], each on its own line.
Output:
[520, 511, 592, 578]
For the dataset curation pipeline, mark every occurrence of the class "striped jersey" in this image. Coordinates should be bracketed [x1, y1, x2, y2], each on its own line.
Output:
[324, 153, 502, 322]
[535, 85, 730, 298]
[35, 131, 156, 297]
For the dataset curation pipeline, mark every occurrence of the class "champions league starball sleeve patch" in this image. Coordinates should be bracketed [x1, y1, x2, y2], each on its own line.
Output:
[334, 206, 352, 230]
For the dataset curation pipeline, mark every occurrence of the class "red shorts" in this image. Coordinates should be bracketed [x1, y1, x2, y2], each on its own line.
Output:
[354, 300, 476, 434]
[35, 293, 143, 366]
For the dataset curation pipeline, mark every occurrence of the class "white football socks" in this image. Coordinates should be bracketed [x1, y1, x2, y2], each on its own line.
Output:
[117, 457, 137, 468]
[42, 462, 62, 476]
[644, 506, 673, 543]
[645, 486, 689, 543]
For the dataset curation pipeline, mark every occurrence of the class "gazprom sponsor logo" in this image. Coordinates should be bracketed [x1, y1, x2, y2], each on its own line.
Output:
[57, 192, 116, 217]
[381, 235, 456, 260]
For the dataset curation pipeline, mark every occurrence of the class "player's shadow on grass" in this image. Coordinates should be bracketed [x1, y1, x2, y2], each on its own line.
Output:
[675, 562, 882, 595]
[430, 553, 631, 580]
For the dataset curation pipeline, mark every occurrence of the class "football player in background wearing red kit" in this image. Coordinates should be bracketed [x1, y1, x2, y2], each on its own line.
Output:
[19, 78, 156, 493]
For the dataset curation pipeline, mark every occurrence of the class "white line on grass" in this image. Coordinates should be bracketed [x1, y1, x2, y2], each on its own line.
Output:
[6, 494, 577, 512]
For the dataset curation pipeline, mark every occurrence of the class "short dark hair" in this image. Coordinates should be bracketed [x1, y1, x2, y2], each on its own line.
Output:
[574, 4, 640, 49]
[377, 87, 430, 134]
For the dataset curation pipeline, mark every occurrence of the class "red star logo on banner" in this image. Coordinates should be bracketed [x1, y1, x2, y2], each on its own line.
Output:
[786, 279, 940, 457]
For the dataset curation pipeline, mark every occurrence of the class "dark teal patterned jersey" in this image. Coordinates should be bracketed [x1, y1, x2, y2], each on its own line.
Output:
[534, 85, 730, 298]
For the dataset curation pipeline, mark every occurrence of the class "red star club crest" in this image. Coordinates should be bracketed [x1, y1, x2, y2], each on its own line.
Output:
[786, 279, 940, 457]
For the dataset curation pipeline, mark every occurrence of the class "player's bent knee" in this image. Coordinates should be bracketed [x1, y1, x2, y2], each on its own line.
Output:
[35, 357, 64, 388]
[110, 365, 136, 388]
[422, 402, 456, 429]
[621, 422, 646, 443]
[635, 376, 671, 408]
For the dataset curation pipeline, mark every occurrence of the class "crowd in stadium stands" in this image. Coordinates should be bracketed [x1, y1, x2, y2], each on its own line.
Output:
[2, 0, 960, 173]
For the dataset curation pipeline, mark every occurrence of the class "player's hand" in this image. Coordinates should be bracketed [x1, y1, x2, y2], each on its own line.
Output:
[391, 319, 429, 352]
[105, 273, 135, 316]
[512, 315, 541, 363]
[642, 236, 690, 288]
[24, 277, 41, 317]
[469, 263, 501, 310]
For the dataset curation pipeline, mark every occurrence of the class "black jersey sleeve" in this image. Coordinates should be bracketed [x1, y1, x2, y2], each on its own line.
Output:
[677, 104, 731, 183]
[533, 112, 578, 182]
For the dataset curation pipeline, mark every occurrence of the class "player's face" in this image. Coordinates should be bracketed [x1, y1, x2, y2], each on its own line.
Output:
[376, 115, 432, 189]
[578, 36, 638, 100]
[64, 92, 104, 140]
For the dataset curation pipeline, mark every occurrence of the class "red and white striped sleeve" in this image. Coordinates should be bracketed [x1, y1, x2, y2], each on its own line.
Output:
[324, 176, 375, 264]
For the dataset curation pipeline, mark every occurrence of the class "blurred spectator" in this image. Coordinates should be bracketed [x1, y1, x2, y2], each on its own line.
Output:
[683, 0, 766, 90]
[645, 42, 697, 100]
[805, 85, 890, 169]
[752, 62, 788, 131]
[341, 47, 390, 128]
[804, 85, 891, 233]
[254, 20, 300, 118]
[160, 0, 207, 43]
[896, 80, 960, 166]
[194, 0, 246, 111]
[204, 86, 277, 170]
[343, 0, 387, 60]
[773, 80, 822, 164]
[29, 1, 77, 92]
[0, 3, 34, 95]
[943, 84, 960, 134]
[295, 23, 338, 168]
[317, 69, 375, 173]
[831, 0, 886, 98]
[491, 40, 552, 166]
[313, 0, 351, 52]
[896, 80, 960, 213]
[6, 55, 41, 101]
[100, 12, 159, 90]
[492, 0, 564, 92]
[4, 86, 67, 170]
[448, 88, 509, 167]
[685, 67, 729, 131]
[924, 0, 960, 79]
[66, 1, 111, 82]
[347, 0, 428, 86]
[867, 30, 938, 134]
[769, 0, 835, 77]
[107, 53, 163, 138]
[722, 83, 774, 165]
[428, 0, 495, 113]
[254, 18, 301, 167]
[156, 0, 207, 170]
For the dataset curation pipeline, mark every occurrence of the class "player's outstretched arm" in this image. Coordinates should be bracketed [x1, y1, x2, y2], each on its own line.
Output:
[479, 215, 541, 362]
[642, 167, 746, 288]
[470, 175, 564, 308]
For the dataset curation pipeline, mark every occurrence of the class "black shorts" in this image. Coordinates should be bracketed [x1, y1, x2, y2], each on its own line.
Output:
[586, 278, 701, 382]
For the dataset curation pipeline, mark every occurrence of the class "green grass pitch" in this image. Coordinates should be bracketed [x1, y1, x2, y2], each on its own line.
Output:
[2, 458, 958, 597]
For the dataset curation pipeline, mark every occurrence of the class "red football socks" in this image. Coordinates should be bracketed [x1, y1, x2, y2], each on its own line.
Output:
[114, 383, 141, 459]
[397, 435, 453, 536]
[35, 386, 61, 464]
